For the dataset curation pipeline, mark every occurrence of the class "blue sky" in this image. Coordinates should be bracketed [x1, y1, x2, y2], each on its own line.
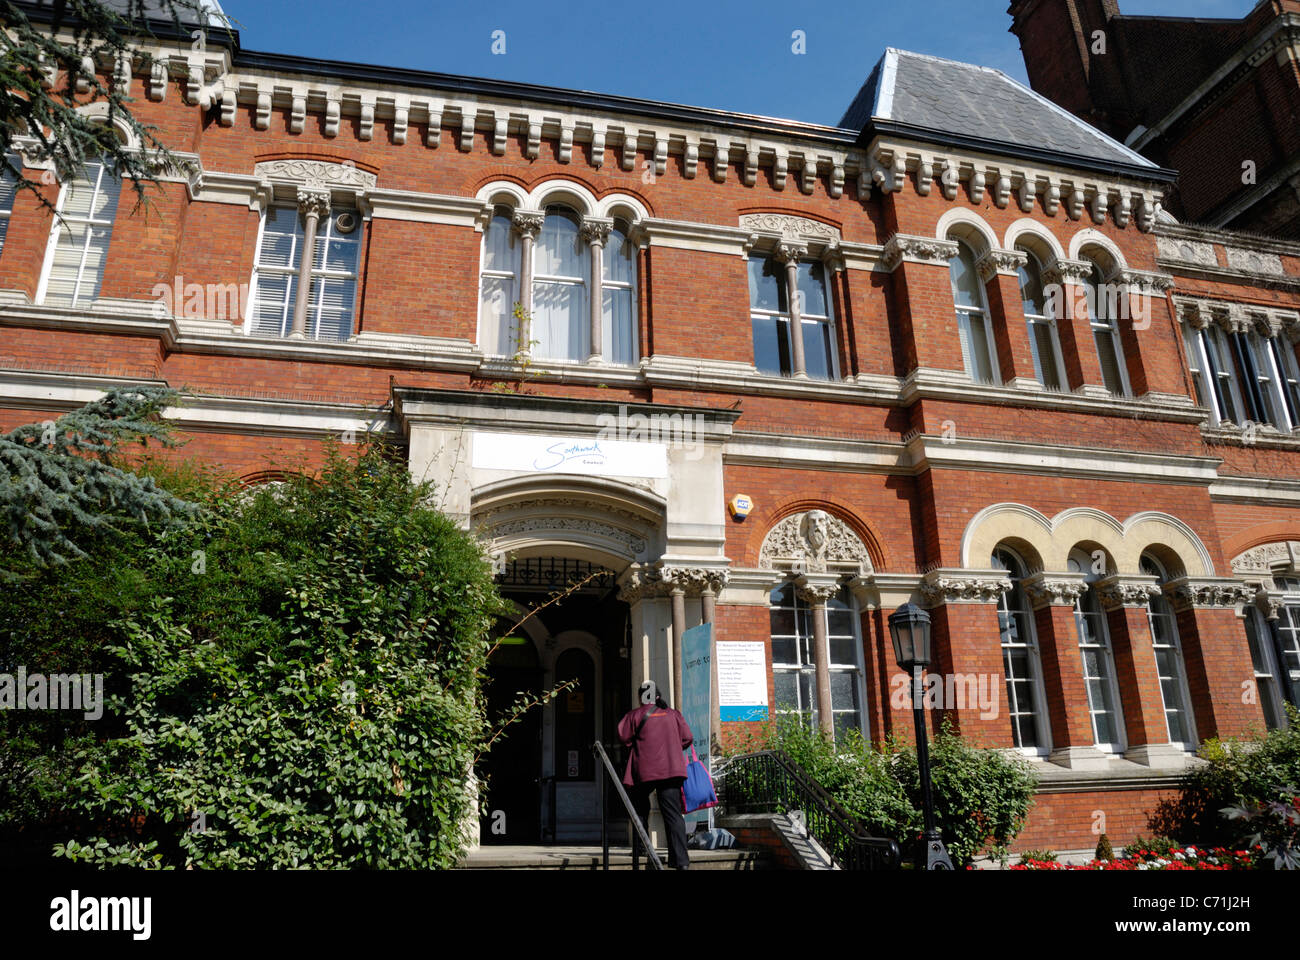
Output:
[227, 0, 1257, 127]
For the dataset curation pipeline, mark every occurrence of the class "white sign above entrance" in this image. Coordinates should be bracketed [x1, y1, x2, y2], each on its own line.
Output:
[472, 431, 668, 479]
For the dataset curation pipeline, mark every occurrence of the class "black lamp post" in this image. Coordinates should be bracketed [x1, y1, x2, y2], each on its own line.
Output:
[887, 602, 954, 871]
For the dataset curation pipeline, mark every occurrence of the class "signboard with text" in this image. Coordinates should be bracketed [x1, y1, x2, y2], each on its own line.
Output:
[717, 642, 768, 722]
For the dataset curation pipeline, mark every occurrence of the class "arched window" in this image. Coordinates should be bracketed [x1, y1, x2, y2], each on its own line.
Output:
[1069, 548, 1125, 752]
[1082, 260, 1130, 396]
[0, 152, 19, 256]
[1016, 246, 1066, 391]
[602, 223, 637, 365]
[532, 206, 589, 361]
[478, 208, 519, 356]
[37, 158, 121, 306]
[947, 238, 999, 384]
[1140, 554, 1197, 749]
[768, 580, 865, 738]
[992, 547, 1050, 753]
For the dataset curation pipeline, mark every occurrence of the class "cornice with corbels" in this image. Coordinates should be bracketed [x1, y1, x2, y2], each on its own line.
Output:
[87, 38, 1166, 231]
[1173, 294, 1300, 343]
[919, 569, 1011, 607]
[1021, 572, 1087, 609]
[867, 140, 1165, 232]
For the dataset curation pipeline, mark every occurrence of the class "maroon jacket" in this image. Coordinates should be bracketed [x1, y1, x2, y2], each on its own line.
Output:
[617, 702, 694, 786]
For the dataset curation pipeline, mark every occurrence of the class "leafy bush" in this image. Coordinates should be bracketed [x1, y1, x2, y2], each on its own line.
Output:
[1222, 784, 1300, 870]
[5, 440, 506, 868]
[1018, 848, 1057, 863]
[889, 719, 1038, 865]
[1095, 833, 1113, 861]
[1123, 834, 1177, 859]
[725, 715, 1037, 866]
[1149, 706, 1300, 847]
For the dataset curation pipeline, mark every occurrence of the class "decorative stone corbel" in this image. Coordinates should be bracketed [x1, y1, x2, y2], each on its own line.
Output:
[1095, 575, 1160, 610]
[1016, 177, 1035, 213]
[1166, 577, 1255, 611]
[919, 569, 1011, 607]
[916, 159, 933, 197]
[491, 116, 507, 155]
[558, 125, 574, 164]
[290, 95, 306, 134]
[654, 138, 667, 177]
[1090, 190, 1109, 225]
[1042, 181, 1061, 216]
[993, 175, 1011, 209]
[685, 140, 700, 180]
[939, 158, 959, 201]
[1067, 189, 1085, 220]
[324, 99, 341, 138]
[590, 126, 606, 167]
[969, 170, 986, 203]
[1021, 572, 1087, 609]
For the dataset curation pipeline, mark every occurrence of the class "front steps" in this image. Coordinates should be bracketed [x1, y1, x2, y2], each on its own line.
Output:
[457, 844, 771, 870]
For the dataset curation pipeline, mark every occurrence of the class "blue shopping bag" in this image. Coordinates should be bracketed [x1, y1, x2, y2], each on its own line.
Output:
[682, 745, 718, 813]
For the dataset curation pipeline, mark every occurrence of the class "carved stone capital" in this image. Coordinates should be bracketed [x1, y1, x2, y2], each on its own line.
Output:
[617, 565, 666, 603]
[774, 240, 809, 264]
[975, 248, 1028, 283]
[880, 234, 959, 272]
[511, 209, 545, 240]
[919, 569, 1011, 607]
[1021, 572, 1087, 609]
[795, 574, 841, 606]
[295, 186, 331, 219]
[1166, 577, 1255, 611]
[1041, 257, 1092, 287]
[579, 217, 614, 246]
[657, 563, 730, 596]
[1118, 269, 1175, 296]
[1095, 575, 1161, 610]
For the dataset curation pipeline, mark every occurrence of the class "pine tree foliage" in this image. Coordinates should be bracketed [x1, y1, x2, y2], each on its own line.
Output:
[1, 385, 199, 571]
[0, 0, 232, 216]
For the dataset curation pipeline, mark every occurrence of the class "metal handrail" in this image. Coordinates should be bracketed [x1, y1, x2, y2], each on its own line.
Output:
[592, 740, 664, 871]
[717, 749, 902, 870]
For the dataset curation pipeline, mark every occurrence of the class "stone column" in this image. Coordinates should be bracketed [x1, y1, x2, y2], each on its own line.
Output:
[580, 217, 613, 363]
[797, 575, 840, 738]
[670, 583, 686, 708]
[777, 240, 808, 378]
[289, 187, 330, 339]
[511, 209, 544, 356]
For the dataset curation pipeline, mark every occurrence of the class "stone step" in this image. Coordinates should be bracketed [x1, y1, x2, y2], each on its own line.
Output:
[456, 845, 771, 870]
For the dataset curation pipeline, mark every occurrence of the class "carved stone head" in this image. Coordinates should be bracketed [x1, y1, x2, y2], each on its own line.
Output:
[802, 510, 830, 558]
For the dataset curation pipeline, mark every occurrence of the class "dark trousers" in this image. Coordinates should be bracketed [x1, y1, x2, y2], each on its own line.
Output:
[630, 778, 690, 870]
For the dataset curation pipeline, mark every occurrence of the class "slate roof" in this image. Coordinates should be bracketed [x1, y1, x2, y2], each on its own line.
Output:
[840, 48, 1159, 172]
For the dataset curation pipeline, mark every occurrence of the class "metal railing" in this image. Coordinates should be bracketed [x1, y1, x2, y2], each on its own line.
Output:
[716, 750, 902, 871]
[592, 740, 664, 871]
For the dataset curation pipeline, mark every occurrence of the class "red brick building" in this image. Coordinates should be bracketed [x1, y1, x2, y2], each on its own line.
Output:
[3, 4, 1299, 856]
[1010, 0, 1300, 238]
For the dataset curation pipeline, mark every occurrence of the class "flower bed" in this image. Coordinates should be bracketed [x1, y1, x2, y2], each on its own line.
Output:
[1009, 845, 1260, 871]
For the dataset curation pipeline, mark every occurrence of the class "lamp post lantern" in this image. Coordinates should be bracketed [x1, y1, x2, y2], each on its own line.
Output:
[888, 602, 954, 871]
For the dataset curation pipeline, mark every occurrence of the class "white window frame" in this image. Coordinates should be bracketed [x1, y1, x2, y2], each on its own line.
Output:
[768, 580, 867, 738]
[1243, 605, 1289, 731]
[0, 152, 19, 257]
[477, 207, 520, 357]
[1083, 263, 1132, 397]
[749, 254, 840, 380]
[35, 159, 121, 307]
[1271, 577, 1300, 711]
[1069, 550, 1127, 753]
[600, 221, 639, 366]
[1141, 555, 1198, 750]
[531, 206, 589, 362]
[948, 239, 1001, 385]
[993, 547, 1052, 756]
[246, 202, 362, 341]
[1017, 247, 1067, 391]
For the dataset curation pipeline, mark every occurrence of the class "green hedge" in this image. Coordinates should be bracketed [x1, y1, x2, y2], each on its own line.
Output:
[2, 442, 505, 868]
